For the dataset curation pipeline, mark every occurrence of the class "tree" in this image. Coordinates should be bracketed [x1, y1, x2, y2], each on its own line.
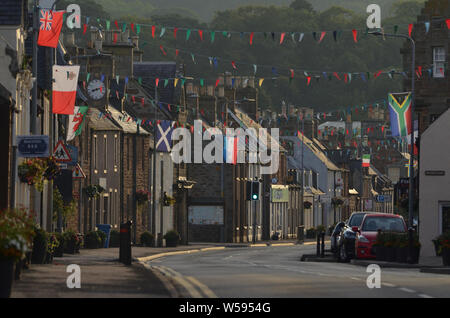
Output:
[289, 0, 315, 13]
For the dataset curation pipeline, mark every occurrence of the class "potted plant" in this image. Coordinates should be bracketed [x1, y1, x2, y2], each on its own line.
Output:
[394, 233, 409, 263]
[140, 231, 154, 247]
[1, 208, 35, 294]
[85, 231, 101, 249]
[109, 230, 120, 247]
[63, 230, 78, 254]
[53, 232, 64, 257]
[96, 230, 107, 248]
[31, 227, 48, 264]
[75, 233, 83, 253]
[384, 232, 397, 262]
[45, 233, 59, 264]
[163, 230, 180, 247]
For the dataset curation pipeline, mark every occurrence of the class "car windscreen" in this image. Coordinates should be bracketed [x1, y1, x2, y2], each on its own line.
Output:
[348, 214, 365, 227]
[361, 217, 406, 232]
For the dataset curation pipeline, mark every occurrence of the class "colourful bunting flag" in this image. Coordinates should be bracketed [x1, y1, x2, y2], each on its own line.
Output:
[250, 32, 254, 45]
[352, 29, 358, 43]
[408, 24, 413, 37]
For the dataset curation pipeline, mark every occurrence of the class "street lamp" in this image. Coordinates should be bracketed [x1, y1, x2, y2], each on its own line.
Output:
[369, 30, 416, 263]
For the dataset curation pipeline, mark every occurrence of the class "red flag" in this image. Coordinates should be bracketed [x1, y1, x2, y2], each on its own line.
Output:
[152, 25, 156, 38]
[215, 78, 220, 88]
[231, 61, 237, 70]
[249, 32, 254, 45]
[174, 27, 178, 39]
[352, 29, 358, 43]
[37, 10, 64, 48]
[280, 32, 286, 44]
[318, 31, 326, 43]
[52, 65, 80, 114]
[446, 19, 450, 30]
[408, 24, 413, 37]
[198, 29, 203, 41]
[306, 76, 311, 86]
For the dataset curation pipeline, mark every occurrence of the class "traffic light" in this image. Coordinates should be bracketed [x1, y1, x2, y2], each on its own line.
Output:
[246, 181, 260, 201]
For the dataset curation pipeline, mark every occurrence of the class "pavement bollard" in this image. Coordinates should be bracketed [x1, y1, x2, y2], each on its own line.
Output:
[119, 221, 133, 265]
[316, 233, 321, 256]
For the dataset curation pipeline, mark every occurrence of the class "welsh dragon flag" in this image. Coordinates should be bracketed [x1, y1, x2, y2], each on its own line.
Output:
[388, 92, 412, 137]
[67, 106, 89, 141]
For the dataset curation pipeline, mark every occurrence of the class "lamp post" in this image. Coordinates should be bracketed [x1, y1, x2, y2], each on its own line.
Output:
[370, 30, 416, 263]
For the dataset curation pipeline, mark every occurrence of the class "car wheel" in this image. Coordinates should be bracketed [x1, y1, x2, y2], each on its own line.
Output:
[339, 244, 349, 263]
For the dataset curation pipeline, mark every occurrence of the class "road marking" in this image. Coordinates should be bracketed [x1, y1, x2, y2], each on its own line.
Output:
[418, 294, 433, 298]
[398, 287, 416, 293]
[200, 247, 226, 252]
[250, 243, 267, 247]
[141, 263, 179, 298]
[350, 277, 361, 281]
[271, 243, 295, 247]
[172, 276, 203, 298]
[381, 282, 396, 287]
[137, 249, 201, 262]
[185, 276, 218, 298]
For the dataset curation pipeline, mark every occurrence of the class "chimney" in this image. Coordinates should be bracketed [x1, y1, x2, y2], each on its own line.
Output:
[64, 32, 75, 47]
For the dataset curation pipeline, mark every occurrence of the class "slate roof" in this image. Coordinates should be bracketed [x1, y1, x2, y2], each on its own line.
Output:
[133, 62, 177, 105]
[0, 0, 27, 26]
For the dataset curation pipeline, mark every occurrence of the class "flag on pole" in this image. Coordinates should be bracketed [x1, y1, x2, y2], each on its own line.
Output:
[52, 65, 80, 114]
[362, 154, 370, 167]
[388, 92, 412, 137]
[38, 10, 64, 48]
[156, 120, 175, 152]
[223, 135, 237, 164]
[67, 106, 89, 141]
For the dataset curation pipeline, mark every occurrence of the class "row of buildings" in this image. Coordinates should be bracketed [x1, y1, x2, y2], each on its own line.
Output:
[1, 0, 448, 255]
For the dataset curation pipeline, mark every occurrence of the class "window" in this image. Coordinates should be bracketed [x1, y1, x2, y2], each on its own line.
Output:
[103, 135, 107, 172]
[433, 47, 445, 78]
[441, 205, 450, 234]
[312, 171, 318, 189]
[93, 135, 97, 171]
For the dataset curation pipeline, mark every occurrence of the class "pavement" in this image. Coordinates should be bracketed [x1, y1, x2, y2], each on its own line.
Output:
[10, 239, 302, 298]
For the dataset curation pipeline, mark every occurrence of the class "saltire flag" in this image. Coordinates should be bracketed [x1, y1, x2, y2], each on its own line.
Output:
[52, 65, 80, 114]
[38, 10, 64, 48]
[67, 106, 89, 141]
[388, 92, 412, 137]
[223, 135, 237, 164]
[362, 154, 370, 167]
[156, 120, 175, 152]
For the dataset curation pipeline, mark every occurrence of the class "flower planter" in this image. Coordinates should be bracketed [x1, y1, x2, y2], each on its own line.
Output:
[395, 247, 408, 263]
[375, 246, 386, 261]
[166, 240, 178, 247]
[31, 241, 47, 264]
[442, 248, 450, 266]
[385, 247, 396, 262]
[44, 252, 53, 264]
[0, 260, 15, 298]
[432, 240, 442, 256]
[64, 241, 76, 254]
[409, 246, 421, 264]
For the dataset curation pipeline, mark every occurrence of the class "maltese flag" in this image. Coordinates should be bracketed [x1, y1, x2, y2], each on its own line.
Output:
[52, 65, 80, 115]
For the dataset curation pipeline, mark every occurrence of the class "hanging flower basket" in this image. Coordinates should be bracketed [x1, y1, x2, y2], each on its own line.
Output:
[163, 193, 176, 206]
[332, 197, 344, 206]
[42, 156, 61, 181]
[136, 190, 150, 205]
[18, 159, 42, 186]
[83, 185, 105, 199]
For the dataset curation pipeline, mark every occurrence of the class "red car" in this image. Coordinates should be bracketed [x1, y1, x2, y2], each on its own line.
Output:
[354, 213, 407, 259]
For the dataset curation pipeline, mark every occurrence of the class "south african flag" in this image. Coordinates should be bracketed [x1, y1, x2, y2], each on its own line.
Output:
[388, 92, 412, 137]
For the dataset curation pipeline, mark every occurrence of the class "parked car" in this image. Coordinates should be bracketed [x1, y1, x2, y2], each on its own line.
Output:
[355, 213, 407, 259]
[335, 212, 377, 262]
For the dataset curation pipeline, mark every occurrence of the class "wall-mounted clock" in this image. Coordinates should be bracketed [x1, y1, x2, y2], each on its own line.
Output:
[86, 79, 106, 101]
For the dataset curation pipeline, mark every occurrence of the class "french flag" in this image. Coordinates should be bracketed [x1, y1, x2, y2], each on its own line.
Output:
[223, 135, 237, 164]
[52, 65, 80, 115]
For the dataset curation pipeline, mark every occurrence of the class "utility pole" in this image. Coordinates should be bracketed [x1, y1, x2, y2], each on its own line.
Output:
[152, 85, 158, 246]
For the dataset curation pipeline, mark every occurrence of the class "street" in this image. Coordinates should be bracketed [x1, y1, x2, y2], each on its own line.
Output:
[147, 245, 450, 298]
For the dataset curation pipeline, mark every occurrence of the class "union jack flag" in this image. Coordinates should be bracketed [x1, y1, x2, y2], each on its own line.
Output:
[40, 10, 53, 31]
